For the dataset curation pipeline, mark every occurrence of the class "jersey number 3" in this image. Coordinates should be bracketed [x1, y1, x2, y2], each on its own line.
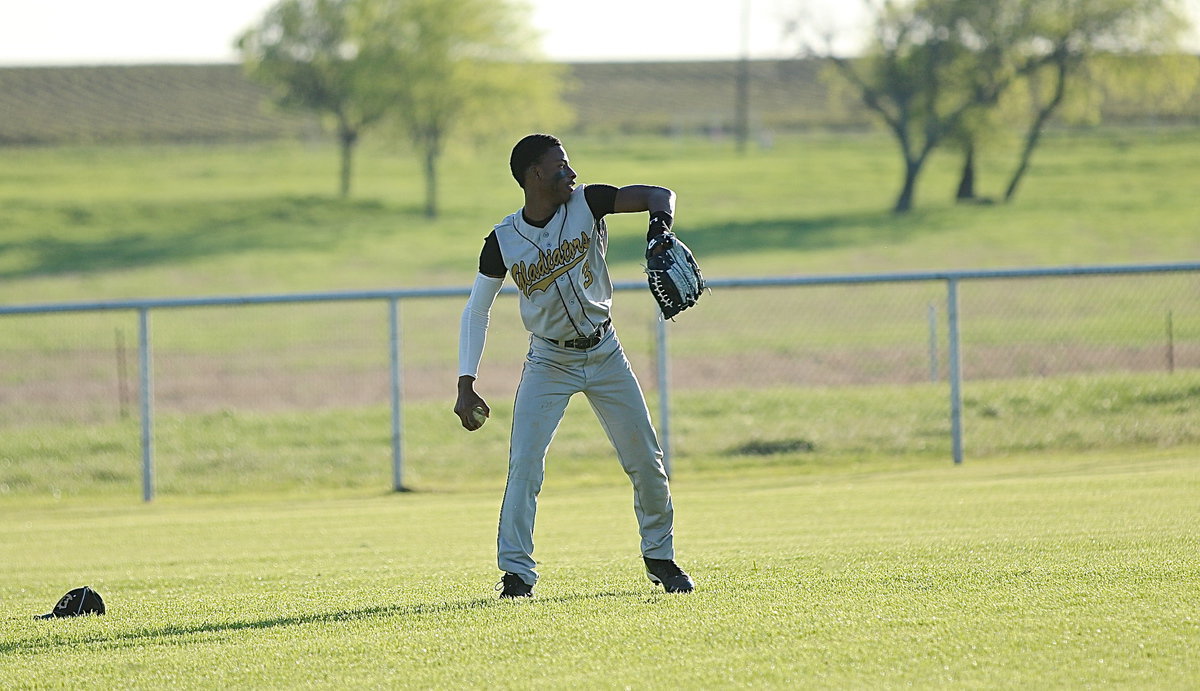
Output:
[581, 262, 594, 289]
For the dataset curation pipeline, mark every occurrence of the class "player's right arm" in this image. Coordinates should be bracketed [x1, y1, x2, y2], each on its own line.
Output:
[454, 231, 506, 431]
[455, 273, 503, 430]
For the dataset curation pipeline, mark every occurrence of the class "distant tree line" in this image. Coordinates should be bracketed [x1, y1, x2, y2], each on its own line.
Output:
[238, 0, 1195, 215]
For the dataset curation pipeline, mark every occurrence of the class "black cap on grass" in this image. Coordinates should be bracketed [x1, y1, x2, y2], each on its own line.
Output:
[35, 586, 105, 619]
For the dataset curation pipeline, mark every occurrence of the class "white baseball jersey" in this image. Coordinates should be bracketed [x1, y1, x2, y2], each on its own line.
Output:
[492, 185, 613, 340]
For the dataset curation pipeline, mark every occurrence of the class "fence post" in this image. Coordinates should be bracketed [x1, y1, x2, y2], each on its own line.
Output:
[138, 307, 155, 501]
[389, 298, 408, 492]
[115, 327, 131, 419]
[655, 315, 673, 477]
[927, 302, 939, 382]
[1166, 309, 1175, 374]
[947, 279, 964, 465]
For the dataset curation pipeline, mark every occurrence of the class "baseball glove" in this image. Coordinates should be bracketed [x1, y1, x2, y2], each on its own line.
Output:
[645, 231, 705, 319]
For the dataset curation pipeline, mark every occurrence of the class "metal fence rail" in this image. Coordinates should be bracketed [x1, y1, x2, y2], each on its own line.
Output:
[3, 261, 1198, 501]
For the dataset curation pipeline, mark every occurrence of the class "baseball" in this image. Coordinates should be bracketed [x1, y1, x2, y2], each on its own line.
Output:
[470, 406, 488, 428]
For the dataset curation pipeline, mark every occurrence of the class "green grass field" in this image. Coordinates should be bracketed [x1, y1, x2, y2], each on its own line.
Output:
[2, 127, 1199, 306]
[4, 372, 1200, 499]
[2, 452, 1197, 688]
[2, 127, 1199, 686]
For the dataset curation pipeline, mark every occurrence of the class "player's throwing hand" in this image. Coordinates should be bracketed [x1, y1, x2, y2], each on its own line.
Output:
[453, 376, 490, 431]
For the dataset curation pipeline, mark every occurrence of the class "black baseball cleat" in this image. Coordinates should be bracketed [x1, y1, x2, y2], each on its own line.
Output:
[644, 557, 695, 593]
[497, 572, 534, 599]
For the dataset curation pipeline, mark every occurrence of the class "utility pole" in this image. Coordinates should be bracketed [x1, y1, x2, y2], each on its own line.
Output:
[735, 0, 751, 153]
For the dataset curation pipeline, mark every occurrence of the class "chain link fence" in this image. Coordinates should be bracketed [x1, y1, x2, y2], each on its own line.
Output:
[2, 264, 1198, 500]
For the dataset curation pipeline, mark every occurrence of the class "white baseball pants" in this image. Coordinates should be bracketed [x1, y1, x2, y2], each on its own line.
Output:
[497, 327, 676, 585]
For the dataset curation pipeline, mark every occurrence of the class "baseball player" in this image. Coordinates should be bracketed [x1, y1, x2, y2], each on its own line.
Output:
[454, 133, 695, 599]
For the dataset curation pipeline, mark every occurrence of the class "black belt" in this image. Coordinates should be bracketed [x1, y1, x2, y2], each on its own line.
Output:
[541, 320, 611, 349]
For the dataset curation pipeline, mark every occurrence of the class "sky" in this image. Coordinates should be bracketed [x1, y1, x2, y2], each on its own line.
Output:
[0, 0, 865, 66]
[0, 0, 1196, 67]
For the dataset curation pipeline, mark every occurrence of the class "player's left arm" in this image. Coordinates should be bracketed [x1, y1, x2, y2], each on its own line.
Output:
[613, 184, 677, 253]
[614, 184, 675, 220]
[586, 183, 678, 249]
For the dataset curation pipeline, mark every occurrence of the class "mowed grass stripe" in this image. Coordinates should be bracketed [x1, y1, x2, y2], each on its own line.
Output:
[2, 452, 1196, 687]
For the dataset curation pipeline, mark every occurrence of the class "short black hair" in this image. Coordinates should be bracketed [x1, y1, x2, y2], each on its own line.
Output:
[510, 133, 562, 188]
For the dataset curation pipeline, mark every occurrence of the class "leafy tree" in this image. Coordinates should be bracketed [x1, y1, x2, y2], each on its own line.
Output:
[238, 0, 565, 208]
[935, 0, 1040, 203]
[237, 0, 392, 197]
[365, 0, 568, 218]
[796, 0, 1026, 212]
[901, 0, 1190, 203]
[998, 0, 1190, 202]
[790, 0, 1191, 210]
[948, 109, 997, 203]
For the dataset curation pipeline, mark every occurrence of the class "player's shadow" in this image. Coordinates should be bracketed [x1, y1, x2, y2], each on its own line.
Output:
[5, 589, 652, 654]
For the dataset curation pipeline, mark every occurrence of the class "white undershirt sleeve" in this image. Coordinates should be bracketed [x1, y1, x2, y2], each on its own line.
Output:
[458, 273, 505, 378]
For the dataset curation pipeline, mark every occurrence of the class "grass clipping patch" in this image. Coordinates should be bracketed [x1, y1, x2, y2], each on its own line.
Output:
[728, 438, 817, 456]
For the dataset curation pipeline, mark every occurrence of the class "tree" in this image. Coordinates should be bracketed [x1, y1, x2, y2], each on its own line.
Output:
[948, 109, 993, 202]
[797, 0, 1025, 212]
[936, 0, 1040, 203]
[238, 0, 566, 209]
[932, 0, 1190, 203]
[238, 0, 393, 197]
[999, 0, 1189, 202]
[790, 0, 1192, 210]
[365, 0, 568, 218]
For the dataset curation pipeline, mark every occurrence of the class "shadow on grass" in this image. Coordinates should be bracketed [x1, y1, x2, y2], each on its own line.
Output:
[2, 196, 942, 282]
[0, 196, 412, 281]
[606, 208, 941, 267]
[5, 589, 649, 654]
